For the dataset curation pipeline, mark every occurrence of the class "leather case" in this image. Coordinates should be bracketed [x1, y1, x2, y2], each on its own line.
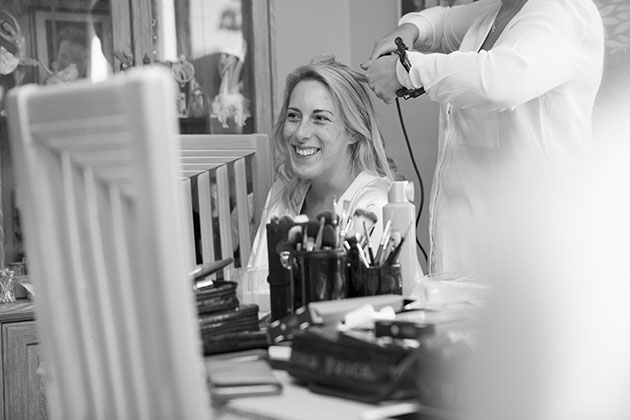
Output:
[202, 330, 270, 356]
[199, 304, 260, 336]
[196, 280, 240, 315]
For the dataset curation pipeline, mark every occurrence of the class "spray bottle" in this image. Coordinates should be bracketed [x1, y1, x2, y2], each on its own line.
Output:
[382, 181, 423, 296]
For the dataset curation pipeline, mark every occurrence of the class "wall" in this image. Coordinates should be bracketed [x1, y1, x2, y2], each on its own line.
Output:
[273, 0, 352, 102]
[273, 0, 438, 273]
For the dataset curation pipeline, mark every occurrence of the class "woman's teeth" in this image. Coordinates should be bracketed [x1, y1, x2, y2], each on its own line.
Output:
[295, 147, 319, 157]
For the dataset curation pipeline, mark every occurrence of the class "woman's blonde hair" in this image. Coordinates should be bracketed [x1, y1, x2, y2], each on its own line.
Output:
[272, 54, 394, 210]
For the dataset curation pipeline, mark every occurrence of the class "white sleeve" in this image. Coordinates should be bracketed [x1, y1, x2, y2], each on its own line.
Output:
[399, 0, 495, 53]
[405, 0, 593, 111]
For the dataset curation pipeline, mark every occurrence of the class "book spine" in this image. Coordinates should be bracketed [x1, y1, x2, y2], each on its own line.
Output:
[289, 346, 395, 391]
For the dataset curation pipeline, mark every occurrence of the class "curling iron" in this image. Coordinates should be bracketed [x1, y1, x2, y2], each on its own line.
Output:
[393, 37, 425, 100]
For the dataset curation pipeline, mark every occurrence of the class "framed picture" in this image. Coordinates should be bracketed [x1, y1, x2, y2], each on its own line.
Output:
[33, 10, 112, 83]
[399, 0, 426, 15]
[399, 0, 478, 16]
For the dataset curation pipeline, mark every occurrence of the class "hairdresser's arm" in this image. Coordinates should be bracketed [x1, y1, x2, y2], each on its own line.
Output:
[364, 1, 489, 66]
[399, 0, 587, 111]
[363, 1, 491, 102]
[400, 0, 490, 54]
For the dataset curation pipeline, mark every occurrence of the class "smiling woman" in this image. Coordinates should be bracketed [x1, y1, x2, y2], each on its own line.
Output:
[284, 79, 358, 217]
[247, 55, 395, 269]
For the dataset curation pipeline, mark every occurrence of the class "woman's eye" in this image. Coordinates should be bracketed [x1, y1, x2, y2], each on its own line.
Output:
[286, 111, 300, 122]
[314, 114, 330, 123]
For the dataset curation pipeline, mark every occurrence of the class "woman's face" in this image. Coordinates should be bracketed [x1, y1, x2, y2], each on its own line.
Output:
[56, 40, 87, 77]
[284, 79, 355, 182]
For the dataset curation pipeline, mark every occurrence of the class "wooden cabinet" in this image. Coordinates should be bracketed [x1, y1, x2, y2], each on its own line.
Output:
[0, 303, 46, 420]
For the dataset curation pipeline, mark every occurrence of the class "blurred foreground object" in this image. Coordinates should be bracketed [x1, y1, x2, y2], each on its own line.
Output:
[455, 141, 630, 420]
[6, 66, 211, 419]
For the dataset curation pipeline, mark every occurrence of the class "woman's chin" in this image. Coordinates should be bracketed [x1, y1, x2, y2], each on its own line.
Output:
[291, 156, 319, 177]
[292, 168, 316, 180]
[291, 163, 320, 180]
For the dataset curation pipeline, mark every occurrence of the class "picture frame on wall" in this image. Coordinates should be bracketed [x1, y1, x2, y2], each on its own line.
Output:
[399, 0, 426, 16]
[399, 0, 478, 16]
[33, 10, 112, 83]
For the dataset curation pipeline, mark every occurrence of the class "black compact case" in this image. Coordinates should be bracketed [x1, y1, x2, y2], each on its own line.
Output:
[266, 221, 297, 320]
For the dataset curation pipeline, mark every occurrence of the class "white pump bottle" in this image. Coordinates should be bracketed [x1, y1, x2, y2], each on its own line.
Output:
[382, 181, 423, 295]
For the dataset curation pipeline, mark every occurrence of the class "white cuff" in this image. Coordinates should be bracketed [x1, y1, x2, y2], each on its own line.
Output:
[396, 61, 414, 90]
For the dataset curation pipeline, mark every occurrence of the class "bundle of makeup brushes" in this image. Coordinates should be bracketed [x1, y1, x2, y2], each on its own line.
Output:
[272, 201, 406, 269]
[273, 211, 339, 253]
[343, 218, 406, 269]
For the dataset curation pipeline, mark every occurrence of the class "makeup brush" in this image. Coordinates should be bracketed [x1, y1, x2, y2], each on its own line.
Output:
[321, 225, 338, 249]
[279, 215, 294, 224]
[353, 208, 378, 228]
[275, 239, 293, 255]
[293, 214, 309, 224]
[307, 220, 321, 239]
[381, 231, 401, 264]
[314, 216, 326, 249]
[339, 200, 351, 238]
[316, 210, 335, 225]
[385, 235, 406, 266]
[385, 221, 413, 265]
[374, 220, 392, 265]
[287, 225, 303, 249]
[347, 208, 378, 239]
[363, 221, 375, 266]
[354, 238, 371, 268]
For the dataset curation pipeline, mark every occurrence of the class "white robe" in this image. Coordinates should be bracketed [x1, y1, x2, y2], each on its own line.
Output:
[397, 0, 604, 277]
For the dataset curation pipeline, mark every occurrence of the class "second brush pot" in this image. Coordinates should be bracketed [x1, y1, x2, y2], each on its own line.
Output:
[291, 249, 349, 307]
[360, 263, 403, 296]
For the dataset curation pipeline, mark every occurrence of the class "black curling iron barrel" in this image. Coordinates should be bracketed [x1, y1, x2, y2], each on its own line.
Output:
[394, 37, 425, 99]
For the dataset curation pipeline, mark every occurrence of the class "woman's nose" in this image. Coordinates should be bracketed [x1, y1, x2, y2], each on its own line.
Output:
[294, 120, 313, 140]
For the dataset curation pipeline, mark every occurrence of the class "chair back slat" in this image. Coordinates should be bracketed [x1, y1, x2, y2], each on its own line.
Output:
[82, 166, 130, 419]
[234, 157, 251, 263]
[215, 164, 234, 262]
[178, 134, 272, 269]
[180, 178, 197, 269]
[107, 183, 151, 420]
[251, 133, 273, 225]
[196, 171, 216, 265]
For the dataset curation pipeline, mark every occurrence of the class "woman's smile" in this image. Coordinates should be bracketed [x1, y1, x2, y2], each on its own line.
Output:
[293, 145, 321, 157]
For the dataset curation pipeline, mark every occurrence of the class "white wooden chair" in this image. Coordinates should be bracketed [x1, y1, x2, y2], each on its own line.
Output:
[6, 67, 212, 420]
[179, 134, 272, 271]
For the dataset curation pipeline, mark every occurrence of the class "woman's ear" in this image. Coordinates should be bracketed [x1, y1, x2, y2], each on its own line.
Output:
[347, 132, 361, 145]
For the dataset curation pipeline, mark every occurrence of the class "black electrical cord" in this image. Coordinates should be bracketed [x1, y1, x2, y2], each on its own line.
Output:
[395, 97, 428, 264]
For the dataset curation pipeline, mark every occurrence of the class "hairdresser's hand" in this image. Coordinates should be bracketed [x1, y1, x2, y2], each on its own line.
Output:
[365, 55, 402, 105]
[360, 23, 419, 71]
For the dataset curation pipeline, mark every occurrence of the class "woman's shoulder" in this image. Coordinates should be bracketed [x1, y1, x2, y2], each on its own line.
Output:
[345, 171, 392, 211]
[263, 178, 310, 219]
[351, 171, 392, 193]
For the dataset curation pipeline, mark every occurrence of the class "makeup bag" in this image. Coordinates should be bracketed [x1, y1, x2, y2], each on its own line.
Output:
[287, 327, 419, 403]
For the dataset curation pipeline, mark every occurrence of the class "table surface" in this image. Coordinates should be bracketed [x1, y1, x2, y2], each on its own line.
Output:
[214, 370, 418, 420]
